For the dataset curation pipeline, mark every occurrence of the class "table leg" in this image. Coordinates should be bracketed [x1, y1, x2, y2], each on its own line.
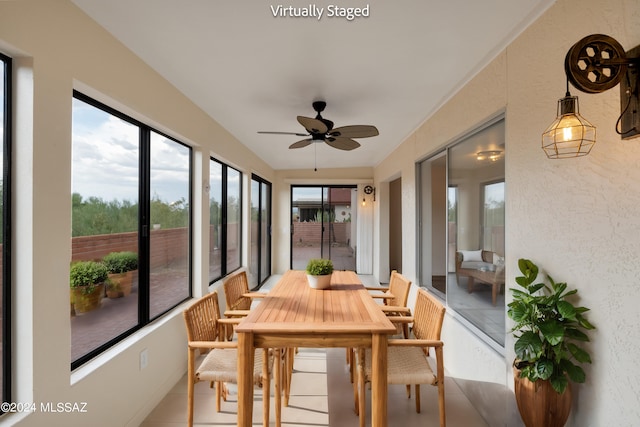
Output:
[237, 332, 254, 427]
[370, 334, 388, 427]
[492, 283, 498, 306]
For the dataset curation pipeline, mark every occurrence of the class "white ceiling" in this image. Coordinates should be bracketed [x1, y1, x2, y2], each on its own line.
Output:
[71, 0, 553, 171]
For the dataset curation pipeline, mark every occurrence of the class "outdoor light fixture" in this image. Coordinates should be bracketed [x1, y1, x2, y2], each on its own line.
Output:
[476, 150, 503, 162]
[362, 185, 375, 206]
[542, 82, 596, 158]
[542, 34, 640, 159]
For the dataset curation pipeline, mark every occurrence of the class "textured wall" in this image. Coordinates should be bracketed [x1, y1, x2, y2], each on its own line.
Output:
[375, 0, 640, 425]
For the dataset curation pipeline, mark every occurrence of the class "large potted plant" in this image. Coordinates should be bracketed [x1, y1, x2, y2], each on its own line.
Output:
[305, 258, 334, 290]
[70, 260, 109, 314]
[508, 258, 595, 427]
[102, 251, 138, 298]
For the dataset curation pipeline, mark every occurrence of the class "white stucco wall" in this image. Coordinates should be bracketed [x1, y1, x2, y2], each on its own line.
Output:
[374, 0, 640, 425]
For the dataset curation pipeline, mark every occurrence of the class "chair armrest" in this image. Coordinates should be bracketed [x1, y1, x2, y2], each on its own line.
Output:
[224, 309, 251, 317]
[218, 317, 241, 325]
[188, 340, 238, 350]
[364, 286, 390, 292]
[388, 338, 443, 348]
[243, 292, 267, 299]
[380, 306, 411, 315]
[370, 293, 394, 300]
[385, 315, 414, 324]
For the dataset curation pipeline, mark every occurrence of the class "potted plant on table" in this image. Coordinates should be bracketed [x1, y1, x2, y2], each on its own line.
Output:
[508, 258, 595, 427]
[102, 251, 138, 298]
[305, 258, 334, 290]
[70, 260, 109, 314]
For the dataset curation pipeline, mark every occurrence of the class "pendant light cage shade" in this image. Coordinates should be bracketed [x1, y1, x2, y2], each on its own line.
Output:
[542, 95, 596, 159]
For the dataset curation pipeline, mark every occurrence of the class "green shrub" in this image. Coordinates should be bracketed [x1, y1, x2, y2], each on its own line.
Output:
[70, 260, 109, 293]
[102, 251, 138, 274]
[306, 258, 334, 275]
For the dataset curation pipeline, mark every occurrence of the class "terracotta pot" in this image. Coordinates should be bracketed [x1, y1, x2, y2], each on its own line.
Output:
[106, 270, 134, 298]
[513, 366, 572, 427]
[71, 283, 105, 314]
[307, 273, 332, 290]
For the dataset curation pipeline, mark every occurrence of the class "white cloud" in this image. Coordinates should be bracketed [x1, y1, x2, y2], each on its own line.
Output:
[72, 101, 190, 204]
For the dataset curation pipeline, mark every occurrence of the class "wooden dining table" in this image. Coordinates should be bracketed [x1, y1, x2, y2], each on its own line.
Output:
[235, 269, 397, 426]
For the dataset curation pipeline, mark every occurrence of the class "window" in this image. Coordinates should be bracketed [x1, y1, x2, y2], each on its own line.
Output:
[209, 158, 242, 283]
[250, 175, 271, 288]
[417, 116, 505, 346]
[71, 92, 192, 368]
[482, 181, 505, 255]
[1, 52, 12, 409]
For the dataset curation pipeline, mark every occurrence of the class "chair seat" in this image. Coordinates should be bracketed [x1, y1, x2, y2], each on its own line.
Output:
[364, 347, 436, 385]
[196, 348, 265, 385]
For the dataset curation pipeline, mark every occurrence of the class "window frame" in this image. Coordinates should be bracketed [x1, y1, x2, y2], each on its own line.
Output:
[1, 51, 13, 410]
[208, 157, 242, 284]
[71, 91, 193, 369]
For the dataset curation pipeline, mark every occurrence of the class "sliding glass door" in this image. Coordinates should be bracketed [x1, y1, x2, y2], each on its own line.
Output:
[417, 116, 505, 346]
[291, 186, 356, 271]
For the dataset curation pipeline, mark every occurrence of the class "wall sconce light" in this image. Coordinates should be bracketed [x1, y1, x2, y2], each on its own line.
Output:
[542, 34, 640, 159]
[476, 150, 503, 162]
[362, 185, 375, 206]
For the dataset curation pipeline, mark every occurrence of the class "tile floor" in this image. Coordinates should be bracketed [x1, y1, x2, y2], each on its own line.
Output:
[141, 347, 488, 427]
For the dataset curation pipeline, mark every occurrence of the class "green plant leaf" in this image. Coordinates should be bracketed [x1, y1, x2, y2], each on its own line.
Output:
[535, 358, 554, 380]
[550, 374, 569, 394]
[507, 301, 529, 323]
[561, 359, 586, 383]
[557, 300, 577, 320]
[514, 331, 543, 361]
[539, 320, 564, 346]
[518, 259, 538, 281]
[564, 327, 589, 342]
[528, 282, 545, 294]
[576, 313, 596, 330]
[567, 343, 592, 364]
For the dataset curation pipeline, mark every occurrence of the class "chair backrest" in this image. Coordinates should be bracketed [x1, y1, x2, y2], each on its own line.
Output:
[183, 291, 223, 342]
[388, 270, 411, 307]
[223, 270, 251, 311]
[412, 288, 446, 341]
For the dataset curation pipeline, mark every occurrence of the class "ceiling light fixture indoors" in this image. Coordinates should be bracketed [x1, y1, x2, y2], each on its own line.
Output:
[542, 34, 640, 159]
[476, 150, 503, 162]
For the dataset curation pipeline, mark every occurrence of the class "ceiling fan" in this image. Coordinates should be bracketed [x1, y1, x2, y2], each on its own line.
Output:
[258, 101, 379, 151]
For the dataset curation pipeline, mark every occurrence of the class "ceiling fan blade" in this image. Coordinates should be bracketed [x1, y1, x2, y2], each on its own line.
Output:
[297, 116, 328, 134]
[258, 131, 310, 136]
[325, 136, 360, 151]
[289, 139, 313, 149]
[329, 125, 379, 138]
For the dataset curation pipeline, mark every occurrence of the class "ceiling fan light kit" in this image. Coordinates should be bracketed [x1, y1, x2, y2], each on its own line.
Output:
[258, 101, 379, 151]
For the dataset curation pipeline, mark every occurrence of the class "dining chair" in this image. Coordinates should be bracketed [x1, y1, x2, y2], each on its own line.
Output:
[365, 270, 411, 305]
[182, 290, 278, 427]
[348, 270, 412, 380]
[222, 270, 293, 413]
[223, 270, 266, 315]
[354, 288, 446, 427]
[222, 270, 266, 339]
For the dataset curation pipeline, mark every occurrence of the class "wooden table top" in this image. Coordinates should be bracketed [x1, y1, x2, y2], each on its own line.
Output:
[236, 270, 396, 335]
